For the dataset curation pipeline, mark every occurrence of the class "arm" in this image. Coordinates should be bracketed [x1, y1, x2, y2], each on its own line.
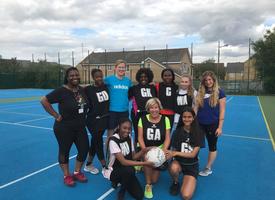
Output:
[216, 97, 226, 136]
[138, 126, 146, 149]
[114, 152, 152, 166]
[40, 96, 62, 122]
[163, 128, 171, 151]
[171, 146, 200, 158]
[132, 147, 151, 160]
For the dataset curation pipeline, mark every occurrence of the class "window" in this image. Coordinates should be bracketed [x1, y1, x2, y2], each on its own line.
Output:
[146, 63, 151, 68]
[126, 65, 130, 71]
[108, 65, 112, 71]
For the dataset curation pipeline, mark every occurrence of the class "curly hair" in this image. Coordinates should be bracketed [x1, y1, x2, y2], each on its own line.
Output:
[135, 68, 154, 83]
[196, 71, 220, 108]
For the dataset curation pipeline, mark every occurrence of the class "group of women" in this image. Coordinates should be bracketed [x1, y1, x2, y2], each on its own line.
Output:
[41, 59, 226, 200]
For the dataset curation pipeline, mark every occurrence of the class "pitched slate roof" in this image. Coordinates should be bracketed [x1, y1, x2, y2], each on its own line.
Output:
[80, 48, 189, 65]
[226, 62, 244, 73]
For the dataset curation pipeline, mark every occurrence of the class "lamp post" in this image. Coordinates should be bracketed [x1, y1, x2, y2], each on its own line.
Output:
[217, 40, 228, 79]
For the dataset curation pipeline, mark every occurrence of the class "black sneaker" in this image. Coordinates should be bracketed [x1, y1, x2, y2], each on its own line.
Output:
[169, 181, 180, 196]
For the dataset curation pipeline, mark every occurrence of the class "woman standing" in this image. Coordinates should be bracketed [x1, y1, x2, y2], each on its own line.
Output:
[167, 107, 203, 199]
[128, 68, 156, 146]
[196, 71, 226, 176]
[138, 98, 171, 199]
[156, 69, 178, 127]
[173, 74, 197, 130]
[84, 68, 109, 174]
[102, 118, 153, 200]
[41, 67, 89, 187]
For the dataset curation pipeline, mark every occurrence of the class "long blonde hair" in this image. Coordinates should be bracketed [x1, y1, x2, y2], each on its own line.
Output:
[180, 74, 195, 99]
[196, 71, 220, 107]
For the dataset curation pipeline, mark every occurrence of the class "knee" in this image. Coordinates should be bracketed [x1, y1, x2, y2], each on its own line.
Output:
[170, 161, 181, 174]
[181, 191, 193, 200]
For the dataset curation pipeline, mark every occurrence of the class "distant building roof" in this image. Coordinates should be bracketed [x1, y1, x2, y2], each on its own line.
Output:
[80, 48, 190, 65]
[226, 62, 244, 73]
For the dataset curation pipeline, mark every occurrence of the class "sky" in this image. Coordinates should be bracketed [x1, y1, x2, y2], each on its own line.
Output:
[0, 0, 275, 66]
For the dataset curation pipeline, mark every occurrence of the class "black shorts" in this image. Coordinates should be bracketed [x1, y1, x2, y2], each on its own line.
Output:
[180, 163, 199, 179]
[200, 123, 219, 152]
[108, 111, 129, 129]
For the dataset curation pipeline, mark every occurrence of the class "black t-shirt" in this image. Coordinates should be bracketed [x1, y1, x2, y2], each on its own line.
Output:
[85, 84, 109, 119]
[171, 127, 203, 165]
[157, 82, 178, 111]
[140, 115, 167, 147]
[175, 91, 193, 115]
[110, 135, 132, 169]
[46, 86, 88, 123]
[129, 84, 157, 112]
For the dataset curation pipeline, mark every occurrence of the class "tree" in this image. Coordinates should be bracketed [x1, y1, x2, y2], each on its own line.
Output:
[193, 58, 225, 80]
[253, 28, 275, 93]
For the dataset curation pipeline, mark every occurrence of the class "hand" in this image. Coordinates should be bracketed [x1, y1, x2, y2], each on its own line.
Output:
[215, 127, 222, 136]
[144, 161, 154, 167]
[165, 150, 174, 160]
[55, 115, 62, 122]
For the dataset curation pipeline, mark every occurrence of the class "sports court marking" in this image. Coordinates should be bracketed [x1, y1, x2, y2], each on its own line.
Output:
[223, 133, 271, 141]
[0, 121, 53, 131]
[16, 116, 53, 124]
[97, 184, 121, 200]
[0, 155, 77, 190]
[0, 104, 41, 111]
[0, 102, 39, 109]
[257, 97, 275, 150]
[226, 96, 233, 103]
[0, 110, 48, 117]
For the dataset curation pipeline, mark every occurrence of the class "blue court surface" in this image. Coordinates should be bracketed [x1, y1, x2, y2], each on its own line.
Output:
[0, 89, 274, 200]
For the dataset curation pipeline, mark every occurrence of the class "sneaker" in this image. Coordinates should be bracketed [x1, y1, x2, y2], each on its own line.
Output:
[199, 168, 213, 176]
[134, 165, 142, 173]
[84, 164, 99, 174]
[64, 175, 75, 187]
[73, 171, 88, 183]
[169, 181, 180, 196]
[144, 184, 153, 199]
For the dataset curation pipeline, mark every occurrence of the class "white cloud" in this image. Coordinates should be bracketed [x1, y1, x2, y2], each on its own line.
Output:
[0, 0, 274, 65]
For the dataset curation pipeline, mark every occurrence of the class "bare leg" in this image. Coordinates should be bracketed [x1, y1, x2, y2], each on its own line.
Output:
[206, 151, 217, 169]
[60, 163, 70, 176]
[74, 160, 83, 172]
[181, 175, 197, 200]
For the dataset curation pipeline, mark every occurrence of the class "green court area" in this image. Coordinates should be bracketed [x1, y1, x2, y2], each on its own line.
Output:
[0, 96, 41, 103]
[259, 96, 275, 150]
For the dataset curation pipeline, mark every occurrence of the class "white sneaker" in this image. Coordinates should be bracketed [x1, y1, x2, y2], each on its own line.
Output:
[84, 164, 99, 174]
[199, 168, 212, 176]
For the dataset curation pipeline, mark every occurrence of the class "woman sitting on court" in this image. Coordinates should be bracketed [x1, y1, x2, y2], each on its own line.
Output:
[138, 97, 171, 199]
[40, 67, 89, 187]
[102, 118, 153, 200]
[166, 106, 204, 199]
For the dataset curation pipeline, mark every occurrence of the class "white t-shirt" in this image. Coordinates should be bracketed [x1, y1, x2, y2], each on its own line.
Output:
[102, 133, 134, 180]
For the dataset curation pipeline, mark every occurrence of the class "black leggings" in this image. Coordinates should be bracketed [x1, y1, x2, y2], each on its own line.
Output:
[200, 123, 219, 152]
[110, 166, 143, 200]
[87, 127, 105, 161]
[54, 122, 89, 164]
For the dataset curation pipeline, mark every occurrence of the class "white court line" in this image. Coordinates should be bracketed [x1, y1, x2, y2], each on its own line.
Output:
[16, 116, 53, 124]
[0, 121, 52, 130]
[0, 102, 39, 109]
[0, 155, 77, 189]
[226, 96, 233, 103]
[0, 110, 48, 117]
[97, 184, 121, 200]
[223, 133, 271, 141]
[0, 104, 41, 111]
